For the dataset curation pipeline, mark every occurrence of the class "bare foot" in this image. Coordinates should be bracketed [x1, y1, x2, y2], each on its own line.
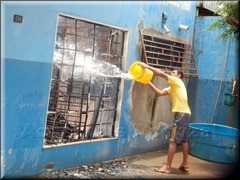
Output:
[178, 165, 189, 171]
[154, 165, 171, 174]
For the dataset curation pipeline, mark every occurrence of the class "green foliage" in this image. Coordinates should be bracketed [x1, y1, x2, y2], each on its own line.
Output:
[207, 1, 239, 41]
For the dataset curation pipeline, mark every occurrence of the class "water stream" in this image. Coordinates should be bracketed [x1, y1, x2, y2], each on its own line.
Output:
[54, 51, 133, 81]
[72, 59, 133, 80]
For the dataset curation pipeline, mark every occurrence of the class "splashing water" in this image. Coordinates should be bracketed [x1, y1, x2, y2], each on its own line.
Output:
[81, 59, 134, 80]
[53, 51, 133, 81]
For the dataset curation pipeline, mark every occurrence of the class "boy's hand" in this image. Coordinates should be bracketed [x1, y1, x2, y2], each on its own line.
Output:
[139, 62, 148, 68]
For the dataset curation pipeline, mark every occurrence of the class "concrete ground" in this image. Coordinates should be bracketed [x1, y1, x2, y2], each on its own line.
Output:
[30, 147, 239, 179]
[126, 148, 239, 179]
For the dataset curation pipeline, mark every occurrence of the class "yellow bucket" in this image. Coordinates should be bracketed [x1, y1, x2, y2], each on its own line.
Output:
[128, 61, 153, 84]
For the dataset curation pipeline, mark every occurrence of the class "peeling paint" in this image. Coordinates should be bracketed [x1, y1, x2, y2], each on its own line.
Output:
[8, 149, 12, 155]
[133, 130, 139, 138]
[128, 81, 134, 109]
[74, 148, 78, 158]
[18, 104, 44, 109]
[19, 161, 26, 170]
[44, 162, 54, 171]
[144, 132, 154, 141]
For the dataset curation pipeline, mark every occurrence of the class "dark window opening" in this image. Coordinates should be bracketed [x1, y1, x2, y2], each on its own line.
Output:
[198, 7, 217, 16]
[196, 2, 219, 17]
[139, 30, 198, 78]
[44, 15, 126, 146]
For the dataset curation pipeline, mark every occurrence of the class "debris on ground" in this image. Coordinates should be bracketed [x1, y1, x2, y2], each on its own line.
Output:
[28, 158, 148, 179]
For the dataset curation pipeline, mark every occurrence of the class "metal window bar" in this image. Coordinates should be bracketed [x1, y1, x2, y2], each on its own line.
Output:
[139, 29, 198, 78]
[44, 15, 125, 145]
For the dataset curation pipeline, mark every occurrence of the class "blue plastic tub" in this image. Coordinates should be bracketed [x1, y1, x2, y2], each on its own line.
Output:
[188, 123, 239, 163]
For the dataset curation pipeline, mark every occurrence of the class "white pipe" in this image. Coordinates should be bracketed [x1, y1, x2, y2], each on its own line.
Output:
[163, 24, 170, 33]
[179, 24, 189, 31]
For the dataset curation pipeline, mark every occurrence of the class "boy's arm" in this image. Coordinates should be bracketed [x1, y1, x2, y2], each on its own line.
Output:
[148, 82, 169, 96]
[139, 62, 169, 80]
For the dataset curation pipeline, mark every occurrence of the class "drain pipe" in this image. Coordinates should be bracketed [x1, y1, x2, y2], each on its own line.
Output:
[210, 37, 230, 124]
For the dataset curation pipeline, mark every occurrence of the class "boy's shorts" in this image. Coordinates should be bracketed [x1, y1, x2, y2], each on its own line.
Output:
[169, 112, 191, 145]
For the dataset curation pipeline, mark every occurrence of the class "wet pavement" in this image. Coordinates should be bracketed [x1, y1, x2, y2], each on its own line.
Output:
[29, 147, 238, 179]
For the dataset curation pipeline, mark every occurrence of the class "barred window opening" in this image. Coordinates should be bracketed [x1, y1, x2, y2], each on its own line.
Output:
[44, 15, 126, 146]
[140, 30, 198, 78]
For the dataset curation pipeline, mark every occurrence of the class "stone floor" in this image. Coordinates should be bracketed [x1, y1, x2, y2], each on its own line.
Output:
[28, 147, 239, 179]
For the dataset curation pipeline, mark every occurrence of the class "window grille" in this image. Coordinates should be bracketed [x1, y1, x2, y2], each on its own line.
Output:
[139, 30, 198, 78]
[44, 15, 126, 146]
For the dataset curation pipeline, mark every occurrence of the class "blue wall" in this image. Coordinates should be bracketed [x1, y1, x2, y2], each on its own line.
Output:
[188, 16, 239, 127]
[1, 1, 238, 178]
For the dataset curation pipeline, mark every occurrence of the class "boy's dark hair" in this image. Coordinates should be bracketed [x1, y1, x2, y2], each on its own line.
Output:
[175, 68, 184, 79]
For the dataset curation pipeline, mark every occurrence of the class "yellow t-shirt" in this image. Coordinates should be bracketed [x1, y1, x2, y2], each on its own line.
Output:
[163, 75, 191, 114]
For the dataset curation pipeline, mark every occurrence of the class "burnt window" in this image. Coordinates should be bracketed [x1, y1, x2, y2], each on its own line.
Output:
[140, 30, 198, 78]
[44, 14, 126, 146]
